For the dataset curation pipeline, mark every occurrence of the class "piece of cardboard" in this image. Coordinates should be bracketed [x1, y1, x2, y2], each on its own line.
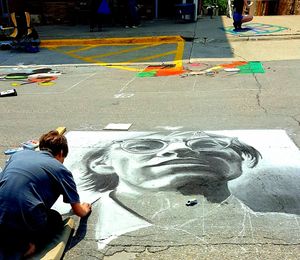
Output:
[103, 123, 132, 130]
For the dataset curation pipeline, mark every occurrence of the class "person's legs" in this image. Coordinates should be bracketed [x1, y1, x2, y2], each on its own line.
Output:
[242, 14, 253, 23]
[9, 12, 18, 37]
[24, 11, 32, 35]
[233, 12, 242, 30]
[128, 0, 139, 27]
[0, 224, 31, 257]
[31, 209, 64, 250]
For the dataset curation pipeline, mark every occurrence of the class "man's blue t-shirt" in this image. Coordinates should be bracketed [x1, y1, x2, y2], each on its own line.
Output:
[0, 150, 80, 232]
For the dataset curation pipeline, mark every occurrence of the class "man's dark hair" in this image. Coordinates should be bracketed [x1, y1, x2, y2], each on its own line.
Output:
[39, 130, 68, 157]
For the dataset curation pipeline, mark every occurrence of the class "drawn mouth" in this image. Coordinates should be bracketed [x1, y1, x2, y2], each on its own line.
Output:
[151, 159, 209, 167]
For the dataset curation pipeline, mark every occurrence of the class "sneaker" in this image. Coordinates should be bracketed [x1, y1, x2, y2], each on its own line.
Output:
[233, 21, 242, 30]
[131, 25, 137, 29]
[125, 25, 130, 29]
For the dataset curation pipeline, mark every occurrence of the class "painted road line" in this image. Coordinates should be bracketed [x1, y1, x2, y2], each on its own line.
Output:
[42, 36, 185, 72]
[79, 43, 164, 59]
[125, 50, 177, 63]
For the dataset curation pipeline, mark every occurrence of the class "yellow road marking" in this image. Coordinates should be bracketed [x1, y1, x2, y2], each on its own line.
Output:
[86, 43, 163, 59]
[174, 41, 184, 68]
[125, 50, 177, 63]
[43, 36, 185, 72]
[65, 45, 99, 54]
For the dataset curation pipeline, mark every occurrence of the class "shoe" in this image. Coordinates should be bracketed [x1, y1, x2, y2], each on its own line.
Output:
[131, 25, 137, 29]
[125, 25, 130, 29]
[233, 21, 242, 30]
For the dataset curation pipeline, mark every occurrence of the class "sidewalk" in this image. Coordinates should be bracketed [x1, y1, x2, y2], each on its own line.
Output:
[36, 15, 300, 43]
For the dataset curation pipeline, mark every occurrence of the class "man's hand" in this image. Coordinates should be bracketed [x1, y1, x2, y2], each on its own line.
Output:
[71, 202, 92, 217]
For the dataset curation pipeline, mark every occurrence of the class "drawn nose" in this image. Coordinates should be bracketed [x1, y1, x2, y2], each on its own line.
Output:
[156, 143, 196, 157]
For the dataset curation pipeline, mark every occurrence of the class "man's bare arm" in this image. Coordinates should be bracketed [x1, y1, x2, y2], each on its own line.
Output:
[71, 202, 92, 217]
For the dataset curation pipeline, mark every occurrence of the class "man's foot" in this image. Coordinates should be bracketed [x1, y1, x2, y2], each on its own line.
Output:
[23, 242, 36, 257]
[27, 27, 33, 36]
[9, 27, 18, 38]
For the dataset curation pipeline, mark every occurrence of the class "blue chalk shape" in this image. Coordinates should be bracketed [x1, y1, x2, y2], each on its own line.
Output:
[4, 147, 23, 155]
[21, 140, 39, 150]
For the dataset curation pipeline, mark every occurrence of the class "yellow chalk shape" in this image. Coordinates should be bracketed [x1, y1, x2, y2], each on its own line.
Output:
[38, 82, 55, 87]
[11, 82, 21, 87]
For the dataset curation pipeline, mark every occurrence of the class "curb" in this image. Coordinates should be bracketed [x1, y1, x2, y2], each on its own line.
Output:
[39, 33, 300, 48]
[228, 33, 300, 42]
[40, 35, 184, 47]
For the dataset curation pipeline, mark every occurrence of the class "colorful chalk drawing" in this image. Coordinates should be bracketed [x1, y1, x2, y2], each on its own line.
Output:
[223, 23, 288, 36]
[53, 130, 300, 256]
[137, 61, 265, 78]
[0, 68, 61, 87]
[180, 61, 265, 77]
[137, 64, 185, 77]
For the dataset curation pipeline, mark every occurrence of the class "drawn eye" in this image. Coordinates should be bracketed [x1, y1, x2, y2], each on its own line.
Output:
[187, 138, 223, 151]
[122, 140, 166, 153]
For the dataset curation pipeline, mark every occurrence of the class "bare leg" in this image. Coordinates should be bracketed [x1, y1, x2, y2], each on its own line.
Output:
[242, 15, 253, 24]
[25, 12, 32, 35]
[9, 12, 18, 37]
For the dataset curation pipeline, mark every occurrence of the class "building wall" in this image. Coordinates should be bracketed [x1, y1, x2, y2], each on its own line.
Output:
[254, 0, 300, 15]
[277, 0, 300, 14]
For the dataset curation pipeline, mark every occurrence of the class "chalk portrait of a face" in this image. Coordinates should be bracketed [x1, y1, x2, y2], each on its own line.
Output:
[55, 130, 300, 250]
[81, 131, 260, 196]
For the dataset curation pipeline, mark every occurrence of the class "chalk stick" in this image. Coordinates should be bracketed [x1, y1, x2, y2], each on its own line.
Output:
[56, 127, 66, 135]
[224, 68, 240, 72]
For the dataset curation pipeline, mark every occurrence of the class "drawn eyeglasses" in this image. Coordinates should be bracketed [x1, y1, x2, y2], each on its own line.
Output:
[113, 138, 230, 154]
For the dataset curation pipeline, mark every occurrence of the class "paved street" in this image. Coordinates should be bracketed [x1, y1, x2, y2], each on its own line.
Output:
[1, 15, 300, 259]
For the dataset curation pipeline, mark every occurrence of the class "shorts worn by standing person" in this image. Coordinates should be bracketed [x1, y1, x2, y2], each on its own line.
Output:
[0, 130, 92, 258]
[233, 0, 253, 30]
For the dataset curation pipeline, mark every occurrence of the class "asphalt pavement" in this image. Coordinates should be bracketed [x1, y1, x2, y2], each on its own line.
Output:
[1, 15, 300, 259]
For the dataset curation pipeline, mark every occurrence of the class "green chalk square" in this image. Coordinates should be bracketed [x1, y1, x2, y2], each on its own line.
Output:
[136, 71, 157, 77]
[238, 61, 265, 74]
